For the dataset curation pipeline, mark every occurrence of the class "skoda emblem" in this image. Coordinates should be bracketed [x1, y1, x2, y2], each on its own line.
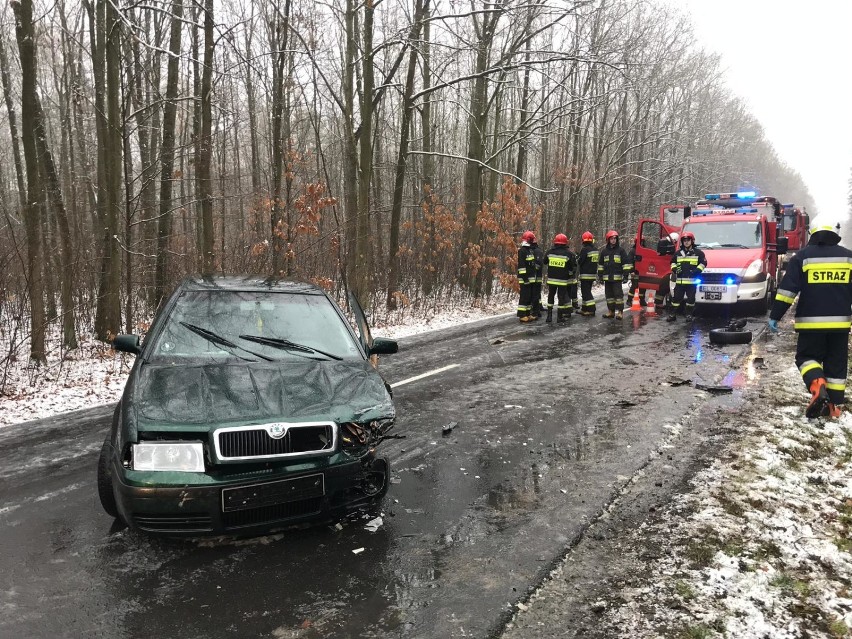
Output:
[268, 424, 287, 439]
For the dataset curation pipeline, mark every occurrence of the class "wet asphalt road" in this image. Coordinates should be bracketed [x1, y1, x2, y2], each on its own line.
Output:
[0, 306, 763, 638]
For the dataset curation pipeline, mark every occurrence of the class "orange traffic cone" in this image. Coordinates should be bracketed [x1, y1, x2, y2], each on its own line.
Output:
[630, 289, 642, 311]
[646, 292, 657, 315]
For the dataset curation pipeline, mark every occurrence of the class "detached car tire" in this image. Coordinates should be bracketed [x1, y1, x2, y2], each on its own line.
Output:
[97, 435, 119, 518]
[709, 327, 753, 345]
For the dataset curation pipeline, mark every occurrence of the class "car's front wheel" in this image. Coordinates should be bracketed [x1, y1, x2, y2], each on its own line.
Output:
[97, 435, 119, 518]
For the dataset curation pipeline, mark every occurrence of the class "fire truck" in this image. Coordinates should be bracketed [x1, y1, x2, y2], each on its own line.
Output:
[779, 203, 809, 266]
[632, 192, 789, 313]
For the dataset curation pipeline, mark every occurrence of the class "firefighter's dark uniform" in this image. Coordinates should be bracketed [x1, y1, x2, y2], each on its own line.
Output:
[669, 245, 707, 319]
[625, 244, 647, 307]
[577, 242, 599, 315]
[544, 245, 577, 322]
[517, 241, 536, 320]
[770, 230, 852, 409]
[598, 241, 631, 316]
[530, 242, 544, 318]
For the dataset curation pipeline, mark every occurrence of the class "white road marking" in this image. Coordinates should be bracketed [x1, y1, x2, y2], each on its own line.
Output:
[390, 364, 460, 388]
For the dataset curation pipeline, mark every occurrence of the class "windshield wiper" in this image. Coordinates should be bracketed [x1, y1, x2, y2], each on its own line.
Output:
[718, 243, 750, 248]
[179, 322, 273, 362]
[238, 334, 343, 361]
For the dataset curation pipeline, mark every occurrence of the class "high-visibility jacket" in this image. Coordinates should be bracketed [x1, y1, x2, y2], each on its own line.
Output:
[671, 246, 707, 285]
[544, 245, 577, 286]
[577, 243, 600, 280]
[771, 235, 852, 331]
[531, 243, 544, 283]
[517, 242, 535, 284]
[598, 243, 631, 282]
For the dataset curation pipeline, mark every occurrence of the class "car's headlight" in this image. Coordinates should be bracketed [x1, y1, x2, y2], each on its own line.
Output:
[743, 259, 763, 278]
[132, 442, 205, 472]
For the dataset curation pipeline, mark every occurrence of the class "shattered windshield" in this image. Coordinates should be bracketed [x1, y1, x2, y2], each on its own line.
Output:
[149, 291, 362, 363]
[685, 221, 762, 249]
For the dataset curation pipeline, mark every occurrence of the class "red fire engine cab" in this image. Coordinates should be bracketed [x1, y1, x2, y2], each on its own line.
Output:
[632, 192, 789, 313]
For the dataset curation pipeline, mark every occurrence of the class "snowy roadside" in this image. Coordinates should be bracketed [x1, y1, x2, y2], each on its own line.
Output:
[507, 330, 852, 638]
[0, 296, 517, 428]
[605, 347, 852, 639]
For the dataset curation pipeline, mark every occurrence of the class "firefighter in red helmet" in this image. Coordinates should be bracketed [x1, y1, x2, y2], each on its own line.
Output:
[576, 231, 599, 315]
[667, 231, 707, 322]
[543, 233, 577, 323]
[597, 230, 631, 319]
[517, 230, 538, 322]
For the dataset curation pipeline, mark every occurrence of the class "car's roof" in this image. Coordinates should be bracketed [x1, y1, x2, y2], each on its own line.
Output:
[180, 275, 327, 295]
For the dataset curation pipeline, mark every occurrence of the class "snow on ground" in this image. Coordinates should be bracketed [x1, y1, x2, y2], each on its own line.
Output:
[0, 295, 518, 428]
[605, 352, 852, 638]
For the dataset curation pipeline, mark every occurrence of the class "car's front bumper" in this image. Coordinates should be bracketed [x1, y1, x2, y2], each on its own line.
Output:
[112, 456, 379, 536]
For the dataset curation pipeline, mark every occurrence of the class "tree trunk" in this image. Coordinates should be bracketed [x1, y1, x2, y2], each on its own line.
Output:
[197, 0, 215, 273]
[155, 0, 185, 305]
[386, 0, 427, 310]
[11, 0, 46, 362]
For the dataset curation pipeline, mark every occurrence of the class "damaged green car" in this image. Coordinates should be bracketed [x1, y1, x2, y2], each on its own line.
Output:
[98, 276, 398, 536]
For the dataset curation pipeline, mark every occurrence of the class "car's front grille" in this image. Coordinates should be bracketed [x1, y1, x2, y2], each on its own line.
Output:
[133, 513, 214, 533]
[215, 422, 335, 460]
[700, 272, 739, 285]
[223, 497, 324, 529]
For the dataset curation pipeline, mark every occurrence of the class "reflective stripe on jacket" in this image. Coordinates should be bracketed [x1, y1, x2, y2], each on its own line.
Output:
[770, 238, 852, 331]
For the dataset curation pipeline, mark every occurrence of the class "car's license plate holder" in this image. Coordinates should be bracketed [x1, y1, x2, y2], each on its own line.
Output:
[704, 292, 723, 301]
[222, 473, 325, 512]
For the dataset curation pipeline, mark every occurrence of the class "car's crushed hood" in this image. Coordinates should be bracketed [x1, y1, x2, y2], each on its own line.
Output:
[132, 360, 395, 426]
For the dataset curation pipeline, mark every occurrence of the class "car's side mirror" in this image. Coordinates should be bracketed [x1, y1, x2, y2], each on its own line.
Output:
[370, 337, 398, 355]
[113, 334, 142, 355]
[775, 236, 789, 255]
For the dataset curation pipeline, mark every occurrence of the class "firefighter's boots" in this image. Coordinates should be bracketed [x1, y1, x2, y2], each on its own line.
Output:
[806, 378, 831, 419]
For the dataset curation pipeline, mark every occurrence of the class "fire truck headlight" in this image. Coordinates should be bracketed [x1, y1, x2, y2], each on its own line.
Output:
[743, 259, 764, 278]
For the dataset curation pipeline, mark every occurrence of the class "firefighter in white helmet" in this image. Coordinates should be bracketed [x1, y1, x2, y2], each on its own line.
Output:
[769, 217, 852, 418]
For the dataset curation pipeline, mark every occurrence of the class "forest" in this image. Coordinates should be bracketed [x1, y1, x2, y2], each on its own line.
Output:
[0, 0, 814, 364]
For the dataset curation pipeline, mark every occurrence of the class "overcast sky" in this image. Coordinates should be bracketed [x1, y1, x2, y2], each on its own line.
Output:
[676, 0, 852, 223]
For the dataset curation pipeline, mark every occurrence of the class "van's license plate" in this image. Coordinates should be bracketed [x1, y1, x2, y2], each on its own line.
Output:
[699, 285, 727, 292]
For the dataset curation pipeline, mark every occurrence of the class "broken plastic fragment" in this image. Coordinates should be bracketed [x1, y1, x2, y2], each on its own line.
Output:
[442, 421, 457, 436]
[694, 383, 733, 394]
[352, 547, 365, 554]
[364, 516, 383, 532]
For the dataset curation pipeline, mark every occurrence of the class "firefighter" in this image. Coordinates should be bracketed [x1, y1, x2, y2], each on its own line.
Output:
[597, 230, 631, 319]
[768, 218, 852, 418]
[576, 231, 599, 316]
[654, 232, 679, 310]
[625, 234, 647, 308]
[530, 234, 545, 319]
[666, 231, 707, 322]
[543, 234, 577, 323]
[517, 231, 537, 322]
